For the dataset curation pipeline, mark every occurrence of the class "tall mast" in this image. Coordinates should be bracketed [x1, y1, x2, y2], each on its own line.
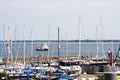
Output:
[96, 25, 99, 62]
[23, 24, 26, 65]
[48, 24, 51, 62]
[65, 33, 68, 60]
[7, 26, 12, 64]
[14, 25, 17, 63]
[3, 25, 6, 57]
[29, 26, 33, 63]
[58, 27, 60, 62]
[7, 26, 10, 63]
[78, 17, 81, 60]
[100, 16, 104, 60]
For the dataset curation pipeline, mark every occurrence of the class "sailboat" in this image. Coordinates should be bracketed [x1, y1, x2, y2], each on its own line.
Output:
[89, 24, 109, 66]
[35, 39, 51, 80]
[51, 27, 82, 80]
[51, 27, 65, 76]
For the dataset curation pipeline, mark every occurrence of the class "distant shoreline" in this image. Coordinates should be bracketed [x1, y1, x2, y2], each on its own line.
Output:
[0, 39, 120, 42]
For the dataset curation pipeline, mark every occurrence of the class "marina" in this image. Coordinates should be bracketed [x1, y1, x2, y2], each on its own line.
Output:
[0, 27, 120, 80]
[1, 0, 120, 79]
[0, 39, 120, 80]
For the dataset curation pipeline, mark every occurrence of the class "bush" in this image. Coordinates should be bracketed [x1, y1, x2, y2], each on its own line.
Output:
[0, 73, 11, 80]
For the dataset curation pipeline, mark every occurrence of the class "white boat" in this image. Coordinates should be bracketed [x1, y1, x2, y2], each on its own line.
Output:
[36, 43, 49, 51]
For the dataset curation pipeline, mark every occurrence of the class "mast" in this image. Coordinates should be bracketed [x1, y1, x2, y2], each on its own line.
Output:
[3, 25, 8, 80]
[6, 26, 12, 64]
[7, 26, 10, 63]
[3, 25, 6, 58]
[23, 24, 26, 65]
[100, 16, 105, 60]
[3, 25, 6, 62]
[29, 26, 33, 63]
[48, 24, 51, 62]
[14, 25, 17, 63]
[78, 17, 82, 74]
[58, 27, 60, 62]
[78, 17, 81, 60]
[31, 27, 33, 63]
[65, 33, 68, 60]
[96, 25, 99, 62]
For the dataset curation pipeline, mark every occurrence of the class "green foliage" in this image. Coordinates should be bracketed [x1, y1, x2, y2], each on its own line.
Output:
[97, 75, 104, 80]
[0, 73, 11, 80]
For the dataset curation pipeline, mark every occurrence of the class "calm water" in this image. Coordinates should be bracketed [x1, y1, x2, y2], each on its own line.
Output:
[0, 41, 120, 58]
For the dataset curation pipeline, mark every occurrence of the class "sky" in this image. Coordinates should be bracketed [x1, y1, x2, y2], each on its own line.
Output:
[0, 0, 120, 40]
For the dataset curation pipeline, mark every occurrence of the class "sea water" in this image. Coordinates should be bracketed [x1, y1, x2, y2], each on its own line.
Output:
[0, 41, 119, 58]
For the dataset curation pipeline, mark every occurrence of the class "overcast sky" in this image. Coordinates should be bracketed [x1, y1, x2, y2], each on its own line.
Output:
[0, 0, 120, 40]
